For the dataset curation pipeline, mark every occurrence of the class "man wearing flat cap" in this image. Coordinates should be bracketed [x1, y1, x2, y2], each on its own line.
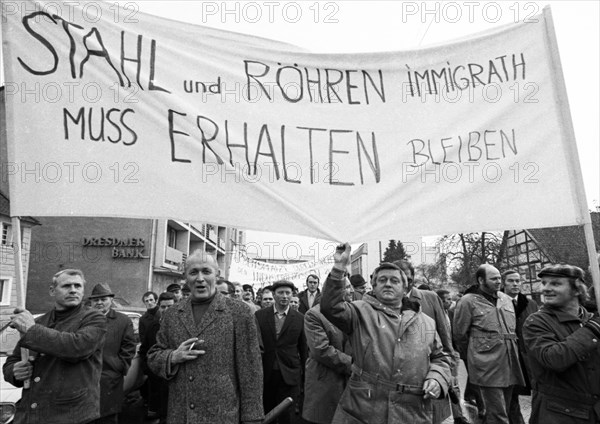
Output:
[166, 283, 183, 303]
[255, 280, 307, 424]
[89, 283, 136, 424]
[523, 264, 600, 424]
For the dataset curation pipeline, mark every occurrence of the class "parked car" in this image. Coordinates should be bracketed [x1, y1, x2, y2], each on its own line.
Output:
[0, 310, 145, 424]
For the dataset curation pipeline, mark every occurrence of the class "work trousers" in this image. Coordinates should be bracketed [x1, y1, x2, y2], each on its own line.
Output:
[480, 386, 513, 424]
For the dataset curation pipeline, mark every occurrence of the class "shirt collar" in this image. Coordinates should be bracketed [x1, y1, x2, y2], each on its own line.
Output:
[273, 305, 290, 315]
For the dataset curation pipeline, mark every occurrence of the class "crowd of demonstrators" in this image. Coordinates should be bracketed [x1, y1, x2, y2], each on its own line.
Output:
[4, 247, 599, 424]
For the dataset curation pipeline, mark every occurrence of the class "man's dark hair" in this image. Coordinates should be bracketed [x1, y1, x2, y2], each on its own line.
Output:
[417, 284, 432, 291]
[142, 291, 158, 301]
[501, 269, 520, 283]
[436, 289, 450, 299]
[306, 274, 320, 284]
[263, 285, 274, 292]
[158, 292, 176, 304]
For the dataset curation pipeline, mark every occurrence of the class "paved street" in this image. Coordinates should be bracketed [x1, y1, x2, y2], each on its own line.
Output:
[442, 360, 532, 424]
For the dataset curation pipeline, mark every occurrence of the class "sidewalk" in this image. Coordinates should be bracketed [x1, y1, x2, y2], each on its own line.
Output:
[442, 360, 531, 424]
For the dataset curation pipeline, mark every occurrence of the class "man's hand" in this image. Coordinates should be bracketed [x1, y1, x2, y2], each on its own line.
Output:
[170, 338, 205, 365]
[12, 359, 33, 382]
[333, 243, 351, 271]
[10, 308, 35, 334]
[422, 379, 441, 399]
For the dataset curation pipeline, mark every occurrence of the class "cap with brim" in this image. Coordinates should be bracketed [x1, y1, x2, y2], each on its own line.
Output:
[181, 284, 191, 293]
[272, 280, 296, 292]
[89, 283, 115, 299]
[538, 264, 584, 280]
[166, 283, 182, 293]
[349, 274, 367, 288]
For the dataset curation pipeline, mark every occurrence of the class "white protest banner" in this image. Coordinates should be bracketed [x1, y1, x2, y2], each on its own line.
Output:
[1, 1, 591, 242]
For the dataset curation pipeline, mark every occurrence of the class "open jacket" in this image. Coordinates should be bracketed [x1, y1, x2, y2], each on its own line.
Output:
[523, 305, 600, 424]
[99, 308, 136, 417]
[298, 289, 322, 314]
[3, 304, 107, 424]
[321, 272, 451, 424]
[453, 291, 525, 387]
[255, 305, 307, 386]
[147, 294, 264, 424]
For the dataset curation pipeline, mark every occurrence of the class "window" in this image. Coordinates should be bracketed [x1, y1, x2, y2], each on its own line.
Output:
[1, 223, 12, 246]
[0, 278, 12, 305]
[167, 227, 178, 248]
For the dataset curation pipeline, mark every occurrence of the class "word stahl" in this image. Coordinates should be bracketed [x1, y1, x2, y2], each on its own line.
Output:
[18, 11, 170, 92]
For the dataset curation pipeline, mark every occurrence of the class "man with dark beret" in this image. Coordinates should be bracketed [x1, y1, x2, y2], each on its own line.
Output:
[523, 264, 600, 424]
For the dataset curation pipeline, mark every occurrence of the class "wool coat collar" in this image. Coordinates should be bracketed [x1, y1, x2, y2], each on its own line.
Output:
[174, 293, 227, 337]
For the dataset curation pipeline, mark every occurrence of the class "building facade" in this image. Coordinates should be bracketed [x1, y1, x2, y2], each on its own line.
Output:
[25, 217, 242, 313]
[0, 194, 38, 322]
[499, 212, 600, 299]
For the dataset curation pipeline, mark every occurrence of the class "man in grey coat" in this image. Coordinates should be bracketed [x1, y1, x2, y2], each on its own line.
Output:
[453, 264, 525, 424]
[148, 250, 264, 424]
